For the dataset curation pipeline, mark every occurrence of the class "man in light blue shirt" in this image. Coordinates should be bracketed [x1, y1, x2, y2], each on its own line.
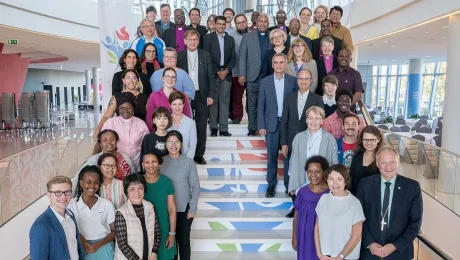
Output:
[257, 53, 297, 198]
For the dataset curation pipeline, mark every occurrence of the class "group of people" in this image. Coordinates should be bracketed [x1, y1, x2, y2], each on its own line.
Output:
[28, 4, 423, 260]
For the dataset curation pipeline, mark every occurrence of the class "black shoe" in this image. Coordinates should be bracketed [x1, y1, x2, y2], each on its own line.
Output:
[265, 185, 276, 198]
[231, 120, 241, 124]
[247, 130, 257, 136]
[219, 131, 232, 137]
[285, 189, 288, 195]
[194, 156, 207, 165]
[210, 129, 218, 137]
[286, 208, 295, 218]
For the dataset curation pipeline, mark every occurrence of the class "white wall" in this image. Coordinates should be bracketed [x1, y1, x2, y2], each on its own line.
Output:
[24, 69, 87, 106]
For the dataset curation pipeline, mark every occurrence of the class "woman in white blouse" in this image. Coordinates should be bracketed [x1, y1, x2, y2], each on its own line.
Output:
[314, 164, 365, 260]
[167, 91, 197, 159]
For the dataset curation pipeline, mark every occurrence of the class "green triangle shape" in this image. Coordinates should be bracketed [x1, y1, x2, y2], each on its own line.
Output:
[265, 243, 281, 252]
[217, 243, 238, 252]
[208, 221, 228, 230]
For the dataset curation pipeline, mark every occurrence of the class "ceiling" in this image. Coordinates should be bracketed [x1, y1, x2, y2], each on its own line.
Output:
[0, 25, 99, 72]
[356, 17, 449, 65]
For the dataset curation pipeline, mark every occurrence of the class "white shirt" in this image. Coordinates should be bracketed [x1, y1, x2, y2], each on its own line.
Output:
[50, 207, 79, 260]
[290, 34, 299, 45]
[323, 95, 336, 107]
[67, 196, 115, 240]
[306, 129, 323, 159]
[187, 50, 200, 91]
[298, 91, 309, 120]
[316, 191, 365, 259]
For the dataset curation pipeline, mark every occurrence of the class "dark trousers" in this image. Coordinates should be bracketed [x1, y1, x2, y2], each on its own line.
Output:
[246, 79, 261, 131]
[229, 77, 245, 121]
[176, 208, 194, 260]
[283, 153, 290, 192]
[266, 119, 281, 187]
[191, 91, 208, 157]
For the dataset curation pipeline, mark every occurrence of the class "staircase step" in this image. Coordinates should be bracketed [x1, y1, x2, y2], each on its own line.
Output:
[190, 251, 297, 260]
[191, 230, 294, 252]
[192, 210, 292, 230]
[197, 160, 285, 176]
[207, 138, 267, 148]
[198, 192, 292, 211]
[199, 175, 286, 193]
[203, 147, 284, 161]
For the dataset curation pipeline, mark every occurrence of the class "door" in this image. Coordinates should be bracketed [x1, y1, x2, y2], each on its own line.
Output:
[56, 87, 61, 107]
[43, 85, 53, 105]
[64, 87, 68, 106]
[78, 87, 81, 103]
[71, 87, 75, 104]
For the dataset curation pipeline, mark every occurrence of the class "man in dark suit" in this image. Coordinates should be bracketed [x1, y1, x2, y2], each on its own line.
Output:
[155, 3, 175, 39]
[163, 9, 192, 52]
[203, 15, 236, 137]
[311, 19, 343, 60]
[280, 68, 323, 216]
[285, 18, 312, 54]
[268, 9, 290, 35]
[257, 53, 297, 198]
[29, 176, 86, 259]
[177, 30, 216, 165]
[188, 7, 207, 48]
[357, 146, 423, 260]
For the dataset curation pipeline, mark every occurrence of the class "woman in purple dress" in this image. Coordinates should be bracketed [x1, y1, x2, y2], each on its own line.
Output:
[292, 155, 330, 260]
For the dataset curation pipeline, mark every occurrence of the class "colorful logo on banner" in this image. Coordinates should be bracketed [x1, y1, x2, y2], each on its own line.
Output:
[101, 26, 130, 70]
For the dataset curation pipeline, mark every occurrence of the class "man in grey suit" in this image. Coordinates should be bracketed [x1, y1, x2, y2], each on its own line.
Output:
[238, 13, 270, 136]
[257, 53, 297, 198]
[280, 68, 324, 217]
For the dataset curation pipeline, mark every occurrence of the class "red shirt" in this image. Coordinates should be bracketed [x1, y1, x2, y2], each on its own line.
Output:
[342, 140, 357, 168]
[323, 111, 366, 140]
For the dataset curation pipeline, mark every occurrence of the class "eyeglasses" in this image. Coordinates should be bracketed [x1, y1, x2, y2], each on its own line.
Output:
[141, 25, 154, 29]
[272, 34, 284, 40]
[145, 50, 156, 54]
[164, 55, 177, 60]
[124, 76, 138, 81]
[185, 38, 199, 42]
[363, 139, 379, 144]
[49, 190, 72, 197]
[307, 117, 323, 121]
[164, 75, 177, 80]
[100, 164, 117, 170]
[298, 77, 312, 81]
[167, 141, 181, 146]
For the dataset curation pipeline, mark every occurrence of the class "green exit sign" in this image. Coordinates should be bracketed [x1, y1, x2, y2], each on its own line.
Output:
[7, 39, 18, 45]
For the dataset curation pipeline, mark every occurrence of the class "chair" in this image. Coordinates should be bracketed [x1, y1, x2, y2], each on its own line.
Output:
[420, 115, 429, 120]
[418, 119, 428, 126]
[397, 115, 405, 119]
[389, 126, 401, 132]
[379, 112, 387, 122]
[400, 125, 411, 132]
[435, 128, 441, 134]
[1, 93, 16, 127]
[377, 124, 388, 130]
[411, 134, 426, 142]
[417, 127, 430, 133]
[395, 118, 406, 125]
[369, 111, 376, 116]
[18, 92, 35, 128]
[433, 135, 441, 147]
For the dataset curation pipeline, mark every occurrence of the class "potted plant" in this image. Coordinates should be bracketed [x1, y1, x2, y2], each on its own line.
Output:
[383, 116, 394, 126]
[410, 114, 420, 120]
[410, 127, 416, 135]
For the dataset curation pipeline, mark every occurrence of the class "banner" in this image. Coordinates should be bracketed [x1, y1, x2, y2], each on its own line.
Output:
[98, 0, 138, 109]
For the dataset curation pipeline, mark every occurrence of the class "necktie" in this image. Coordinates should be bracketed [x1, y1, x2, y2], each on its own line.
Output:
[381, 182, 391, 242]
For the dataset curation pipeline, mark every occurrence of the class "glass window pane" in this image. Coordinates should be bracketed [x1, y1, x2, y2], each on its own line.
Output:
[421, 75, 434, 116]
[379, 77, 387, 108]
[398, 76, 408, 116]
[440, 62, 447, 73]
[388, 76, 397, 116]
[425, 63, 435, 74]
[390, 65, 398, 75]
[373, 66, 378, 75]
[372, 77, 378, 108]
[401, 64, 408, 74]
[434, 74, 446, 117]
[380, 66, 388, 75]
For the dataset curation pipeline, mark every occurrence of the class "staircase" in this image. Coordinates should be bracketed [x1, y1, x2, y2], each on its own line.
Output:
[191, 124, 296, 259]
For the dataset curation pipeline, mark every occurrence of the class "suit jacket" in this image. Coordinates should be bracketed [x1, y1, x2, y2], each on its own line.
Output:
[257, 74, 297, 132]
[356, 174, 423, 260]
[202, 32, 236, 82]
[29, 207, 86, 260]
[238, 31, 269, 82]
[311, 35, 343, 60]
[163, 24, 194, 49]
[280, 91, 324, 152]
[316, 56, 338, 95]
[268, 25, 290, 35]
[155, 20, 175, 39]
[177, 49, 217, 102]
[285, 35, 313, 54]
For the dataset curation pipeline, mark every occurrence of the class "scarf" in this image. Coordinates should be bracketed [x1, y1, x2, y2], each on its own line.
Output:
[141, 59, 161, 75]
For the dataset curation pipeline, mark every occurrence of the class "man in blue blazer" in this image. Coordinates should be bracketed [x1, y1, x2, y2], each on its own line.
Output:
[30, 176, 85, 260]
[356, 146, 423, 260]
[257, 53, 297, 198]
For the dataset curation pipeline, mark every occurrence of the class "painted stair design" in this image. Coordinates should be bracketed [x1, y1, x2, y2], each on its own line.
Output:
[192, 125, 296, 259]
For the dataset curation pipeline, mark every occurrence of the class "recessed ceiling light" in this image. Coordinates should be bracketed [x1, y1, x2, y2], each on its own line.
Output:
[425, 31, 429, 34]
[442, 26, 449, 29]
[391, 45, 396, 48]
[425, 56, 431, 58]
[442, 36, 447, 39]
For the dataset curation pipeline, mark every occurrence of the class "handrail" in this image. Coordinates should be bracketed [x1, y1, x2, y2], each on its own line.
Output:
[417, 233, 454, 260]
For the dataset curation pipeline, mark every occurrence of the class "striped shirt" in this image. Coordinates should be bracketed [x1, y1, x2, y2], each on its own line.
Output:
[100, 178, 127, 209]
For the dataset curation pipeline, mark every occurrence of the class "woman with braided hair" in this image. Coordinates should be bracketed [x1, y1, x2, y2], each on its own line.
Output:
[68, 165, 116, 259]
[102, 92, 150, 171]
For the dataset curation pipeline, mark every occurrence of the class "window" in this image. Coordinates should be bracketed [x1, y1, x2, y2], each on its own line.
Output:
[388, 76, 397, 115]
[371, 77, 378, 108]
[398, 76, 408, 116]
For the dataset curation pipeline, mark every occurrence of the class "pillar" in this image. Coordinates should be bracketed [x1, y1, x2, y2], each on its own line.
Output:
[92, 67, 100, 112]
[85, 70, 91, 103]
[246, 0, 257, 11]
[350, 45, 358, 69]
[442, 14, 460, 155]
[406, 59, 423, 116]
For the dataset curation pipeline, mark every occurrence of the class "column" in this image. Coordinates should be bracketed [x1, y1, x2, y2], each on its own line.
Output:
[85, 70, 91, 103]
[350, 45, 358, 69]
[406, 59, 423, 116]
[92, 67, 100, 112]
[442, 14, 460, 155]
[246, 0, 257, 11]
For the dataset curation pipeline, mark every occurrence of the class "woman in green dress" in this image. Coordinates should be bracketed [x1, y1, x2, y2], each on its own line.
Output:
[142, 151, 177, 260]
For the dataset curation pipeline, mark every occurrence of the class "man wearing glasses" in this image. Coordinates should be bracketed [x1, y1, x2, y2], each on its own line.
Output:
[30, 176, 86, 259]
[268, 10, 290, 34]
[131, 18, 166, 63]
[155, 3, 175, 39]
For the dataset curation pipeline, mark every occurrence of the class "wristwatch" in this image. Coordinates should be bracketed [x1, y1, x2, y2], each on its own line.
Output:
[339, 254, 345, 259]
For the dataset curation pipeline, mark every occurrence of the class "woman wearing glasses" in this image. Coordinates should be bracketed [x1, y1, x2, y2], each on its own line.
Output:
[160, 130, 200, 260]
[285, 38, 318, 92]
[146, 68, 192, 133]
[260, 29, 289, 78]
[349, 125, 383, 195]
[98, 153, 127, 209]
[140, 43, 164, 79]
